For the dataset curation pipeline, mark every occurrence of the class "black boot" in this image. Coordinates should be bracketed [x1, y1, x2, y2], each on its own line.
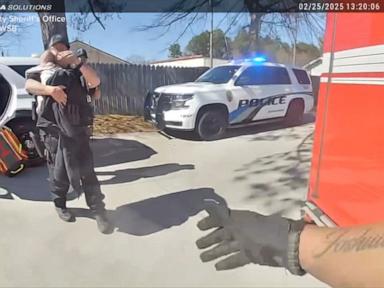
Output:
[94, 210, 114, 234]
[55, 207, 75, 222]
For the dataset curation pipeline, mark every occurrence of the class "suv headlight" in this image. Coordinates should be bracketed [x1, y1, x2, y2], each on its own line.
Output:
[170, 94, 194, 109]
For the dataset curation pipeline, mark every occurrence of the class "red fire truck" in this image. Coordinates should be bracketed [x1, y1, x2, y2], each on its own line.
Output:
[304, 12, 384, 227]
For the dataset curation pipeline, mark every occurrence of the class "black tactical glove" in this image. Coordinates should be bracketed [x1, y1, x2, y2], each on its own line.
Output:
[196, 200, 306, 275]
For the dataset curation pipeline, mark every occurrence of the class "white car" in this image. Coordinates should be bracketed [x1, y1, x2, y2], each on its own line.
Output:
[0, 57, 41, 163]
[145, 59, 314, 140]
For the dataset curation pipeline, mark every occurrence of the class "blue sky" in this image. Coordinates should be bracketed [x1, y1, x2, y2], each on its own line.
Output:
[2, 13, 248, 60]
[1, 12, 320, 61]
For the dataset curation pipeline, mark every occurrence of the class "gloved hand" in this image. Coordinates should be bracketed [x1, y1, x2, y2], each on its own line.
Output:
[196, 200, 306, 274]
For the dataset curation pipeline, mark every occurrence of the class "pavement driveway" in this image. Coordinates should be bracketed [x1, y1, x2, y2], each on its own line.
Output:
[0, 115, 327, 287]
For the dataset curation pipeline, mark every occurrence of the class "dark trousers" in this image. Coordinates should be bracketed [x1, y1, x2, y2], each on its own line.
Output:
[42, 128, 105, 212]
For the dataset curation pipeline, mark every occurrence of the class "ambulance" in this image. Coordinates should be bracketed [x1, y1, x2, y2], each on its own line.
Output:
[304, 12, 384, 227]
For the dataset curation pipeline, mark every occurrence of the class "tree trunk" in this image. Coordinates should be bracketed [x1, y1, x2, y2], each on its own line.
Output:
[37, 12, 68, 49]
[30, 0, 68, 49]
[243, 0, 265, 56]
[248, 13, 263, 56]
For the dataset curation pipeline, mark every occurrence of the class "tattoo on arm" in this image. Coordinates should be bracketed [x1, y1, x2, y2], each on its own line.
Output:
[314, 229, 384, 258]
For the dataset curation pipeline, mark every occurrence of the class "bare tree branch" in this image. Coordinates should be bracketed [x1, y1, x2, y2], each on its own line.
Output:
[136, 0, 325, 59]
[174, 12, 200, 44]
[223, 13, 244, 35]
[87, 0, 106, 30]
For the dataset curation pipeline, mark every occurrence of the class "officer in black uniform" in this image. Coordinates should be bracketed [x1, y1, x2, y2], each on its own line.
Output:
[25, 35, 112, 234]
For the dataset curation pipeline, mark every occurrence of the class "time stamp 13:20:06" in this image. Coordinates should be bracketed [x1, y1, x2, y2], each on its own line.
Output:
[298, 1, 382, 12]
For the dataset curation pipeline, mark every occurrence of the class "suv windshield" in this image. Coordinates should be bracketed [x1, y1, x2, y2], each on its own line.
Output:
[195, 65, 240, 84]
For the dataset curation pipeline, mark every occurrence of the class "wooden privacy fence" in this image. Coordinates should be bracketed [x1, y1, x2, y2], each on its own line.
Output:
[90, 63, 208, 116]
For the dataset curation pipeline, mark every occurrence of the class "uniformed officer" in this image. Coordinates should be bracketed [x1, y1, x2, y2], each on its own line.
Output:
[25, 35, 112, 234]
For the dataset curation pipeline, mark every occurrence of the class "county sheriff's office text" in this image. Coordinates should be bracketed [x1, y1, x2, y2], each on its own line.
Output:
[0, 15, 39, 23]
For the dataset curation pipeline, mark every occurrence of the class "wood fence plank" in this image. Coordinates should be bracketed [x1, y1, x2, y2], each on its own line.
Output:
[92, 63, 208, 116]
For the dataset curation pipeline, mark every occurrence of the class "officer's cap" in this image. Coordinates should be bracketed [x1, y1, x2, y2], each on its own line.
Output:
[48, 34, 70, 49]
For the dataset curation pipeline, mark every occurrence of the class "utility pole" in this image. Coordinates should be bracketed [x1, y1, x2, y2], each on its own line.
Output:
[209, 0, 214, 68]
[292, 14, 298, 66]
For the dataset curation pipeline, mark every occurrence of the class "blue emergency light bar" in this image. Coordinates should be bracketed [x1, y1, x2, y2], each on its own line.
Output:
[252, 57, 267, 62]
[231, 56, 267, 65]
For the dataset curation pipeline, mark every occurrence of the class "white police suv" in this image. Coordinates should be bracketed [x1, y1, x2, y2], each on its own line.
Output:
[145, 58, 314, 140]
[0, 57, 39, 127]
[0, 57, 42, 163]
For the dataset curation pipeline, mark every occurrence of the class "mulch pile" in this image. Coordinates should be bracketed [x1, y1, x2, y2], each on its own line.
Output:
[93, 115, 158, 135]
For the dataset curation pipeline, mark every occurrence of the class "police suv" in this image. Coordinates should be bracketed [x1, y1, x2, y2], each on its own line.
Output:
[145, 58, 314, 140]
[0, 57, 41, 163]
[0, 57, 39, 125]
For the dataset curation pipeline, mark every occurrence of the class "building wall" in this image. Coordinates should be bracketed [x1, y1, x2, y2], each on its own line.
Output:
[70, 42, 125, 64]
[203, 58, 229, 67]
[307, 63, 327, 76]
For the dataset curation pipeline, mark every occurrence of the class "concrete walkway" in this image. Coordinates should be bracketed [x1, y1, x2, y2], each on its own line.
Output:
[0, 118, 327, 287]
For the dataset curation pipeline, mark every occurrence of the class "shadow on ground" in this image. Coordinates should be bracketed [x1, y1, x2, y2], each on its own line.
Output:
[91, 138, 157, 167]
[0, 138, 174, 202]
[234, 127, 314, 215]
[0, 166, 59, 201]
[71, 187, 225, 236]
[163, 113, 315, 141]
[98, 163, 194, 185]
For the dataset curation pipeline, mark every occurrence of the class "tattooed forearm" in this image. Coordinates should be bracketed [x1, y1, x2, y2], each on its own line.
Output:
[314, 229, 384, 258]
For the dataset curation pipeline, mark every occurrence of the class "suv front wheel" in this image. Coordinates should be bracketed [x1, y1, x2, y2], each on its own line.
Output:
[285, 99, 304, 127]
[195, 109, 228, 141]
